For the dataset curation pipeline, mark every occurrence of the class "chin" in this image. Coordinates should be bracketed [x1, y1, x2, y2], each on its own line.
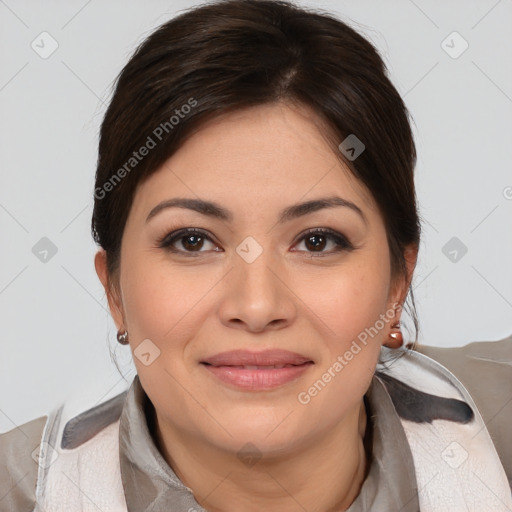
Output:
[211, 414, 309, 453]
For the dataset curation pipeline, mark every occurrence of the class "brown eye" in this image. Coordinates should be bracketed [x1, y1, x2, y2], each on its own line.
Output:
[304, 233, 328, 252]
[293, 228, 353, 255]
[181, 233, 205, 251]
[158, 228, 219, 254]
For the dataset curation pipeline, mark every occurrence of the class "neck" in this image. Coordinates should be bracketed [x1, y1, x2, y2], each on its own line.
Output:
[151, 400, 369, 512]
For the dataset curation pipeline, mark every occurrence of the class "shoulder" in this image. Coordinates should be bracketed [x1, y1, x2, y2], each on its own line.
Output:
[0, 415, 47, 511]
[414, 334, 512, 486]
[0, 387, 129, 511]
[414, 334, 512, 364]
[413, 334, 512, 392]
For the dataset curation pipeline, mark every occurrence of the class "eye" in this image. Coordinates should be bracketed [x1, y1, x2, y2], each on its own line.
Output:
[157, 228, 219, 254]
[157, 227, 353, 256]
[292, 228, 354, 255]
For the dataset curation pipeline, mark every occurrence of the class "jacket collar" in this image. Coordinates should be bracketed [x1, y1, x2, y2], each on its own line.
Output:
[118, 374, 420, 511]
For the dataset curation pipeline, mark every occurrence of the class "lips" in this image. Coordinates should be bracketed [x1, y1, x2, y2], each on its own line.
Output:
[201, 349, 313, 367]
[200, 349, 314, 390]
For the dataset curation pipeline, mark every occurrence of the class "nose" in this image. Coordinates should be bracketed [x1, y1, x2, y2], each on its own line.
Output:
[218, 249, 297, 333]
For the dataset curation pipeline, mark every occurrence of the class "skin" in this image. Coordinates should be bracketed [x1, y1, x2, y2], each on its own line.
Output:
[95, 101, 417, 512]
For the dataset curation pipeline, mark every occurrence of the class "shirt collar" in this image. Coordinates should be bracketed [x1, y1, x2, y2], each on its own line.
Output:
[119, 373, 419, 512]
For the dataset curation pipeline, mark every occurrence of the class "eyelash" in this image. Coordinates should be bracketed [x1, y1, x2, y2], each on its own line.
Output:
[156, 227, 354, 256]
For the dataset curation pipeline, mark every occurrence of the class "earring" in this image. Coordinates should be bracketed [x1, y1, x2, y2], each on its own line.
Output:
[385, 321, 403, 349]
[117, 329, 129, 345]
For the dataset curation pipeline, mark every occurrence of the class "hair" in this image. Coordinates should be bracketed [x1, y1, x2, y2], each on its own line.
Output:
[91, 0, 422, 359]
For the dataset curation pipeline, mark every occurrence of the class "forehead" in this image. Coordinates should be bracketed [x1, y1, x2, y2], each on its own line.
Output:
[130, 102, 377, 220]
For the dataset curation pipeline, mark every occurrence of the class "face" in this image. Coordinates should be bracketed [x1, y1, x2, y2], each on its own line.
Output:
[96, 102, 410, 456]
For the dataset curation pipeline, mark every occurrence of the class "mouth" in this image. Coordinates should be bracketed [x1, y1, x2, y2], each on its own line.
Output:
[200, 349, 314, 390]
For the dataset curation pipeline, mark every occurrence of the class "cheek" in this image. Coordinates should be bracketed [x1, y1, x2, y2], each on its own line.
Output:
[295, 264, 388, 424]
[309, 259, 390, 350]
[120, 252, 186, 342]
[120, 251, 222, 354]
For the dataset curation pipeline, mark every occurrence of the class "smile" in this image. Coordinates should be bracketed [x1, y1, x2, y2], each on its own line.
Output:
[200, 350, 314, 390]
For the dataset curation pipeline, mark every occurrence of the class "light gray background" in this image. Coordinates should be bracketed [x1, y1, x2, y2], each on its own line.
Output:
[1, 0, 511, 430]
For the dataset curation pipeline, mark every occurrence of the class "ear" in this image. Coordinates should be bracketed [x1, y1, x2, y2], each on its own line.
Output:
[94, 249, 125, 331]
[388, 243, 419, 316]
[382, 244, 418, 348]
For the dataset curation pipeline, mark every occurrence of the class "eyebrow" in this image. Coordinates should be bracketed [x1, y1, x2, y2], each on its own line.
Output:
[145, 196, 367, 225]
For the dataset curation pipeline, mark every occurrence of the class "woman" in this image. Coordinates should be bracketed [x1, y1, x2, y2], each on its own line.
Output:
[1, 1, 511, 510]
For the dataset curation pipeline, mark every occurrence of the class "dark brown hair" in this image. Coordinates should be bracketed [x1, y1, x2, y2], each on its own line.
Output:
[91, 0, 421, 342]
